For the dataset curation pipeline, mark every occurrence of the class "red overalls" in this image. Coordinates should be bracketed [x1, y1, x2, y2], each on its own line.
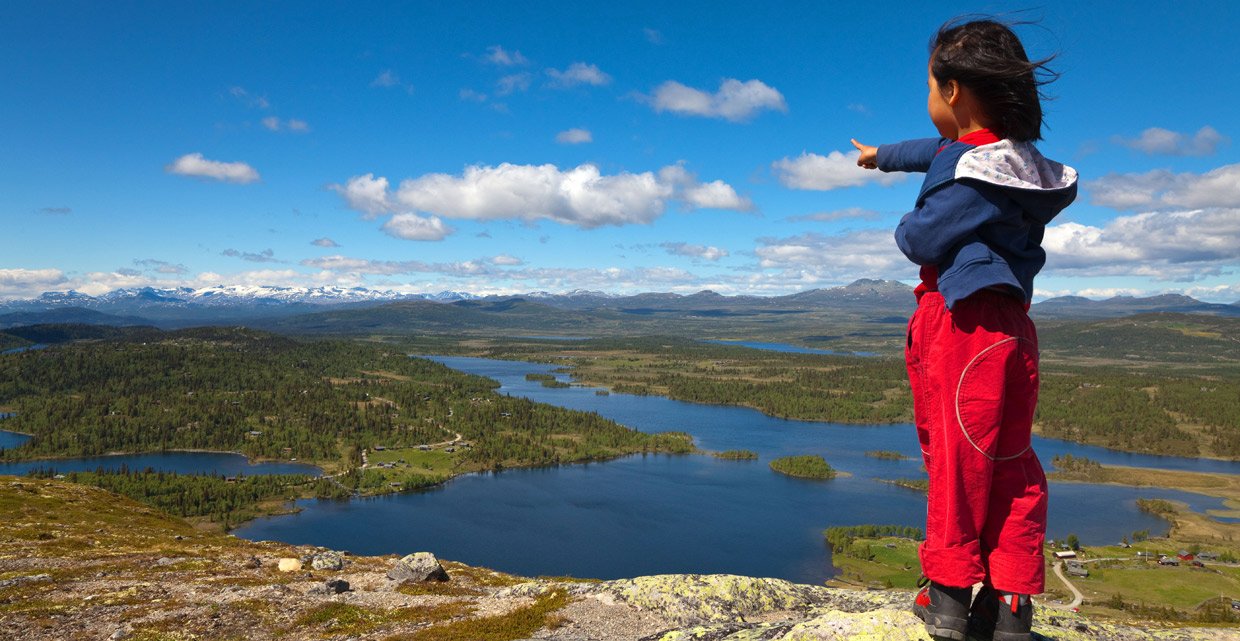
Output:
[906, 266, 1048, 595]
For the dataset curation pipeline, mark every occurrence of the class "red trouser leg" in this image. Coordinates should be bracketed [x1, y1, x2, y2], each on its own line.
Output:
[905, 291, 1047, 594]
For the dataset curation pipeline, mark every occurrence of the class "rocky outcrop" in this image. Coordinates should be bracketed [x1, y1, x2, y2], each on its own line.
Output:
[306, 550, 344, 571]
[386, 551, 449, 583]
[505, 574, 1236, 641]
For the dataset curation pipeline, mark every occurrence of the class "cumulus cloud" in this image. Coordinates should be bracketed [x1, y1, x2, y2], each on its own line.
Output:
[311, 237, 340, 247]
[754, 229, 914, 278]
[330, 173, 392, 218]
[1086, 163, 1240, 211]
[786, 207, 882, 222]
[555, 128, 593, 144]
[546, 62, 611, 88]
[330, 163, 751, 241]
[496, 72, 531, 96]
[0, 268, 68, 299]
[165, 153, 260, 184]
[229, 86, 269, 109]
[662, 242, 728, 261]
[1042, 208, 1240, 280]
[646, 78, 787, 122]
[483, 45, 528, 66]
[491, 254, 523, 266]
[221, 248, 280, 263]
[393, 164, 671, 228]
[772, 150, 906, 191]
[380, 214, 454, 241]
[1111, 126, 1227, 156]
[657, 163, 754, 212]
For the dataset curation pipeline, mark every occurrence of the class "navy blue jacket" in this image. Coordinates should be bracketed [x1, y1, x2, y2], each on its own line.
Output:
[878, 137, 1078, 309]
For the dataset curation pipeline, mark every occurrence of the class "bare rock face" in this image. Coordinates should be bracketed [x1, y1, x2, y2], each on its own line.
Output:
[386, 552, 449, 584]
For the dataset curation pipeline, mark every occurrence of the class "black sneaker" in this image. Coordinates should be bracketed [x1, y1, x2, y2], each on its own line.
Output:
[912, 576, 972, 641]
[969, 586, 1033, 641]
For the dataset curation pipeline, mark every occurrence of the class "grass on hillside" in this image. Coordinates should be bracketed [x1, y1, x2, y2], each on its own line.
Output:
[0, 476, 576, 641]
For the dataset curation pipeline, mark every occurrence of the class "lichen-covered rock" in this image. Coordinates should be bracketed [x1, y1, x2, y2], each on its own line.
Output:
[387, 552, 448, 583]
[308, 550, 343, 571]
[599, 577, 1237, 641]
[591, 574, 906, 627]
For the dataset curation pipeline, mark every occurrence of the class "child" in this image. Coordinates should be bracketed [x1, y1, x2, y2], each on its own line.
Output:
[852, 18, 1077, 641]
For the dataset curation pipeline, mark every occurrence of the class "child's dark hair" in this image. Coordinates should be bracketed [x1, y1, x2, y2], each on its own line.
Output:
[929, 17, 1057, 142]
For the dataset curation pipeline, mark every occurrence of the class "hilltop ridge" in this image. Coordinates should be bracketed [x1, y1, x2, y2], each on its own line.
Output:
[2, 477, 1232, 641]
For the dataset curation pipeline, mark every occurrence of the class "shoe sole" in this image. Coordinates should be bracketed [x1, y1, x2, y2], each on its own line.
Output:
[923, 618, 967, 641]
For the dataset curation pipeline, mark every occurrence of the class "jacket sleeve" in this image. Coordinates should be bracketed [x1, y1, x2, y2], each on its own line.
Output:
[876, 138, 950, 174]
[894, 180, 1004, 266]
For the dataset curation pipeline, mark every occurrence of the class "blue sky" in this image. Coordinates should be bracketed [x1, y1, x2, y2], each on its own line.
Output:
[3, 1, 1239, 302]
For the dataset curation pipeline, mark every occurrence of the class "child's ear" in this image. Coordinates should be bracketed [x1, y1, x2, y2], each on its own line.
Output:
[944, 79, 960, 106]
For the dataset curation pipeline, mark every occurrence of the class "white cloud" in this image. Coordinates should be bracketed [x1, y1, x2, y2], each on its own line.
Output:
[330, 174, 393, 219]
[662, 242, 728, 261]
[491, 254, 523, 266]
[496, 72, 532, 96]
[643, 28, 664, 45]
[1111, 126, 1227, 156]
[772, 150, 906, 191]
[460, 89, 488, 102]
[786, 207, 882, 222]
[380, 214, 455, 241]
[555, 128, 593, 144]
[754, 229, 913, 278]
[1042, 209, 1240, 280]
[0, 268, 68, 299]
[371, 70, 400, 87]
[647, 78, 787, 122]
[332, 163, 752, 242]
[393, 163, 671, 229]
[165, 153, 260, 184]
[261, 117, 310, 133]
[658, 163, 753, 212]
[483, 45, 528, 66]
[311, 237, 340, 247]
[546, 62, 611, 88]
[1086, 162, 1240, 210]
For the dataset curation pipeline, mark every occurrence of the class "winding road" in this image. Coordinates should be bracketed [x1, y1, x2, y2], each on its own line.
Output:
[1051, 561, 1085, 609]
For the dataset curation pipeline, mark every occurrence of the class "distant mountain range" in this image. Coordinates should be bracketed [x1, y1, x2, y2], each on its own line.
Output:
[1, 281, 1237, 331]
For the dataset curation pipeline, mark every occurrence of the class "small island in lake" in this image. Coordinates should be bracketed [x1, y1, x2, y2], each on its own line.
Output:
[525, 373, 570, 388]
[769, 454, 845, 479]
[714, 449, 758, 460]
[864, 450, 910, 460]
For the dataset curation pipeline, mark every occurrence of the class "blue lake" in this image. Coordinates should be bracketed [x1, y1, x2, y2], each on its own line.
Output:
[233, 356, 1238, 583]
[0, 414, 319, 477]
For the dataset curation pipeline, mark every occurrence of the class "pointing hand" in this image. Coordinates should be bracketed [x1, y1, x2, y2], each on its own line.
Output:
[851, 139, 878, 170]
